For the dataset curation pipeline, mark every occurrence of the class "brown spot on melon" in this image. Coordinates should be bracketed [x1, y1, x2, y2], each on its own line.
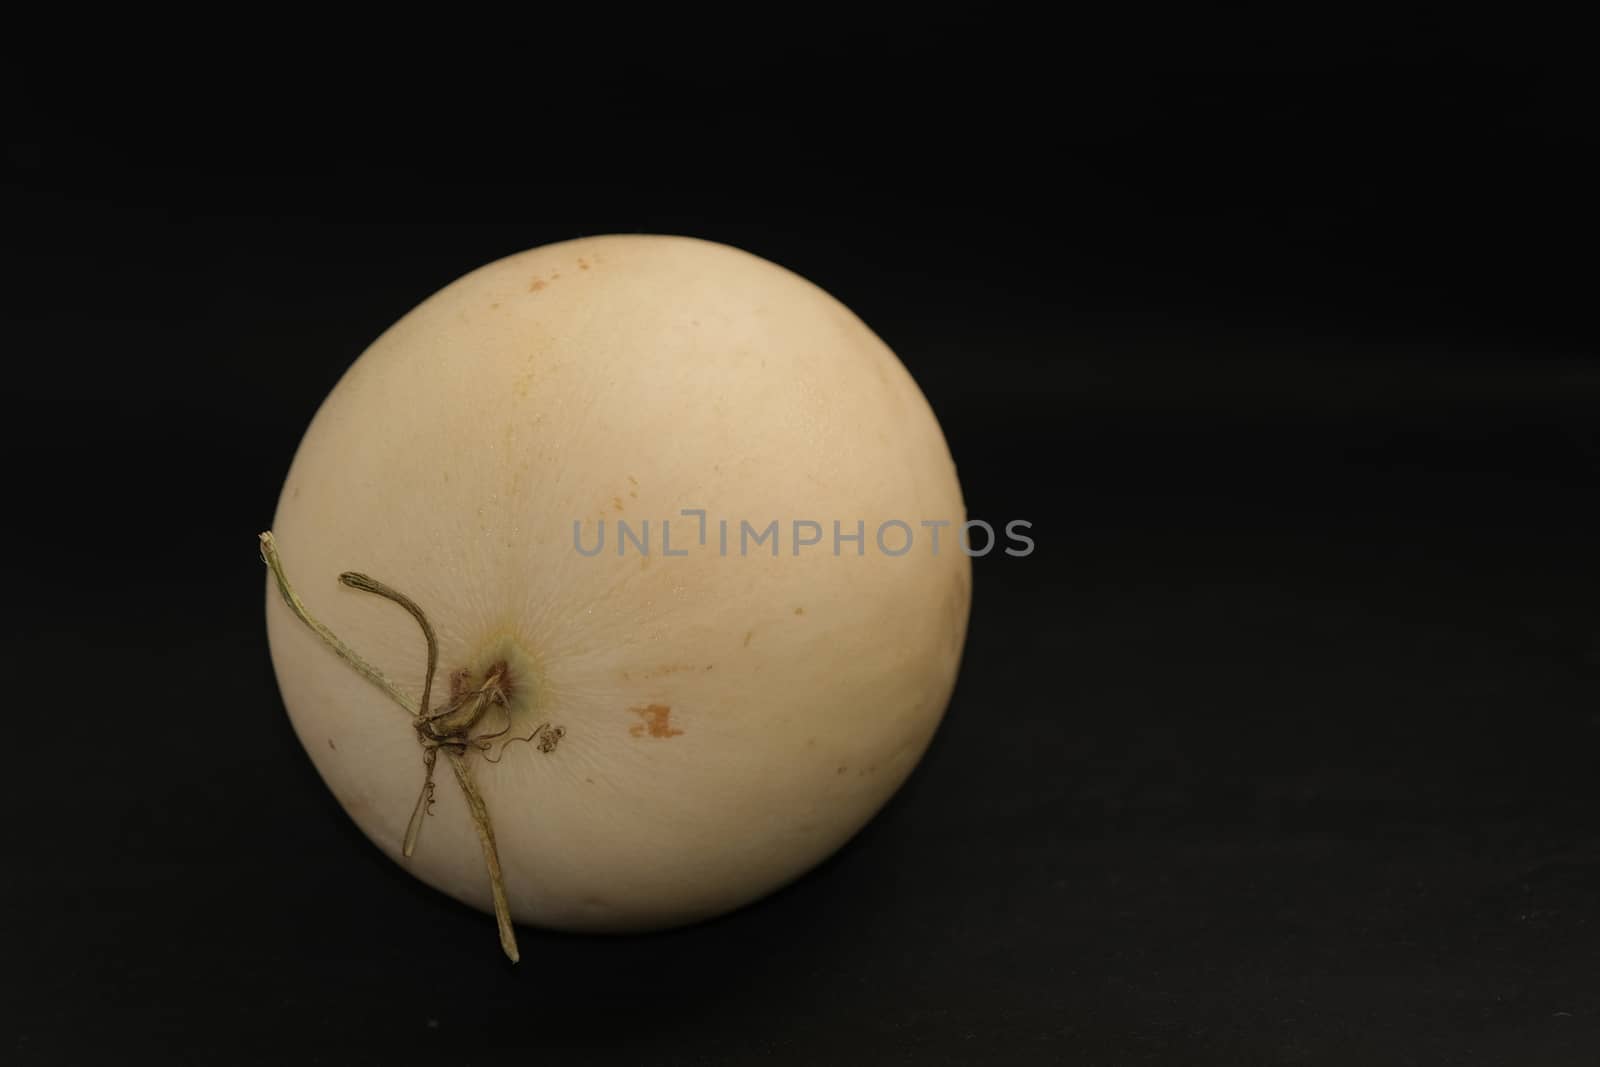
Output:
[628, 704, 683, 739]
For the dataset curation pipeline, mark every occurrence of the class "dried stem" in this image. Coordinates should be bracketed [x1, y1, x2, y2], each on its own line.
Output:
[338, 571, 440, 723]
[404, 747, 439, 858]
[259, 533, 417, 716]
[446, 749, 520, 963]
[259, 529, 539, 964]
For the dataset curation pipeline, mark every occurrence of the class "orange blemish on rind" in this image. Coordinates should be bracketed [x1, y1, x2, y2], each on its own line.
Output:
[628, 704, 683, 738]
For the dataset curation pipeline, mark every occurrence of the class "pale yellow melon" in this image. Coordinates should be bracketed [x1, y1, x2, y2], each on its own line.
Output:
[265, 234, 970, 939]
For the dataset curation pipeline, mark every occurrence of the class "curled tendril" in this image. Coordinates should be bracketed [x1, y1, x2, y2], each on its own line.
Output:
[471, 702, 516, 746]
[483, 722, 558, 763]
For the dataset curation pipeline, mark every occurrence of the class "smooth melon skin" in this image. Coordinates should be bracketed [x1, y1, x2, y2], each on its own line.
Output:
[265, 234, 971, 933]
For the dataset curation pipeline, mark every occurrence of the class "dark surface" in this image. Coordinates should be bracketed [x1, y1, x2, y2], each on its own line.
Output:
[6, 25, 1599, 1066]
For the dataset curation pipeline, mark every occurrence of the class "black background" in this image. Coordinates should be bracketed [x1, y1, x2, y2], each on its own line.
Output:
[6, 20, 1600, 1066]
